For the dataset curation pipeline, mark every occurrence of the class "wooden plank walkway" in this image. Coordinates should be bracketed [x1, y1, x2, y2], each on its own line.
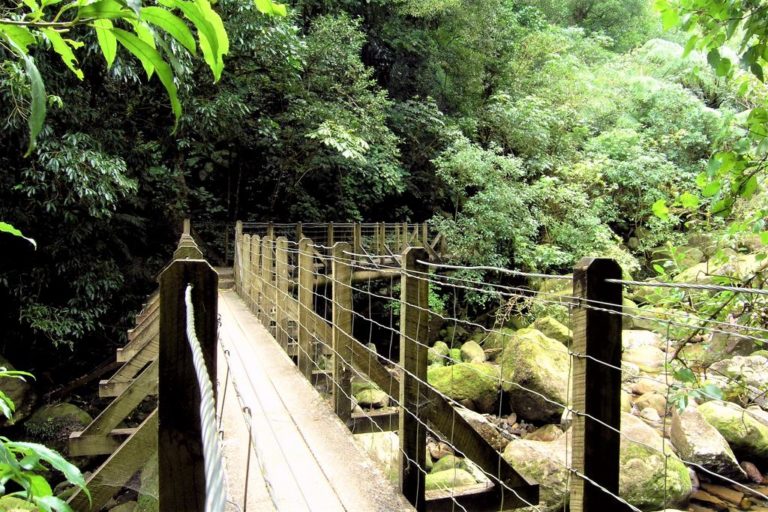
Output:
[218, 290, 414, 512]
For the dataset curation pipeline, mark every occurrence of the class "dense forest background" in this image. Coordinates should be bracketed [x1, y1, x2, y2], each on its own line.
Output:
[1, 0, 766, 387]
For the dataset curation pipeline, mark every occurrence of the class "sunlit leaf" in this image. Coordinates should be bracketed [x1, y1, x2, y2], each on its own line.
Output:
[42, 29, 84, 80]
[92, 19, 117, 68]
[141, 6, 196, 53]
[0, 222, 37, 249]
[651, 199, 669, 220]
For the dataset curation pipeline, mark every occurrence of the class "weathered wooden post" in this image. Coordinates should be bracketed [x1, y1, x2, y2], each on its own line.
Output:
[296, 222, 303, 242]
[260, 235, 274, 327]
[327, 222, 335, 248]
[250, 235, 261, 312]
[275, 236, 290, 351]
[331, 242, 353, 424]
[298, 238, 315, 380]
[402, 222, 409, 249]
[394, 224, 401, 252]
[352, 223, 362, 260]
[377, 222, 385, 253]
[242, 234, 251, 303]
[421, 223, 428, 247]
[266, 221, 275, 240]
[399, 247, 429, 511]
[158, 239, 218, 511]
[234, 221, 243, 293]
[570, 258, 628, 512]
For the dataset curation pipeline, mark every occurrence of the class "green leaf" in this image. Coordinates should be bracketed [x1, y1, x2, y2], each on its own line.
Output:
[42, 29, 84, 80]
[141, 6, 196, 53]
[683, 35, 698, 57]
[702, 180, 721, 197]
[679, 191, 700, 209]
[653, 263, 665, 274]
[700, 383, 723, 400]
[27, 474, 53, 497]
[35, 495, 74, 512]
[651, 199, 669, 220]
[254, 0, 287, 16]
[170, 0, 223, 80]
[17, 49, 46, 157]
[674, 367, 695, 383]
[9, 442, 88, 496]
[0, 222, 36, 249]
[92, 19, 117, 68]
[707, 48, 721, 69]
[661, 7, 679, 31]
[129, 21, 157, 78]
[0, 25, 36, 54]
[751, 61, 765, 81]
[715, 55, 731, 76]
[741, 175, 759, 198]
[111, 28, 181, 125]
[760, 231, 768, 245]
[77, 0, 132, 19]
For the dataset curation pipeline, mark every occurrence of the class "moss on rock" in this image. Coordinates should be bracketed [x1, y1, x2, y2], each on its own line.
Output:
[427, 363, 499, 413]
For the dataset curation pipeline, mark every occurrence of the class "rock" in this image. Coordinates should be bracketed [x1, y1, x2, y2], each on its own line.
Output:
[441, 325, 469, 346]
[621, 391, 633, 412]
[460, 341, 486, 364]
[620, 413, 692, 510]
[355, 388, 389, 409]
[475, 327, 516, 352]
[428, 341, 450, 366]
[0, 496, 36, 511]
[424, 469, 476, 491]
[670, 406, 747, 480]
[741, 461, 763, 483]
[537, 275, 572, 294]
[427, 363, 499, 413]
[351, 376, 379, 396]
[431, 454, 467, 473]
[708, 355, 768, 405]
[623, 345, 666, 373]
[25, 402, 93, 452]
[0, 354, 36, 424]
[456, 408, 510, 451]
[698, 401, 768, 461]
[640, 407, 661, 422]
[427, 440, 454, 460]
[631, 378, 667, 396]
[624, 330, 664, 350]
[524, 424, 562, 442]
[502, 435, 569, 510]
[623, 298, 638, 329]
[674, 252, 768, 285]
[355, 432, 399, 482]
[499, 329, 569, 423]
[449, 348, 462, 364]
[635, 392, 667, 417]
[532, 317, 572, 345]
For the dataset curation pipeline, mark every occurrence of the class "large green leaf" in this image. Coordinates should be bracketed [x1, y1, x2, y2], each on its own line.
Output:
[111, 28, 182, 124]
[0, 222, 36, 248]
[77, 0, 132, 19]
[168, 0, 226, 80]
[42, 29, 84, 80]
[92, 19, 117, 68]
[255, 0, 287, 16]
[129, 20, 157, 77]
[9, 442, 88, 495]
[0, 25, 36, 54]
[8, 44, 46, 157]
[141, 6, 196, 53]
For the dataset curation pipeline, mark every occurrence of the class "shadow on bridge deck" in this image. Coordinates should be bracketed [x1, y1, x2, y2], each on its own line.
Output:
[217, 289, 414, 512]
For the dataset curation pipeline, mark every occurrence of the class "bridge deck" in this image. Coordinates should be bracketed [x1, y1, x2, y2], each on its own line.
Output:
[218, 290, 413, 512]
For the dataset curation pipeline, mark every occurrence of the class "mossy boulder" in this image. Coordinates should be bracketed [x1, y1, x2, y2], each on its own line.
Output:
[698, 400, 768, 461]
[355, 432, 399, 482]
[25, 402, 92, 453]
[498, 329, 568, 423]
[532, 317, 571, 345]
[428, 341, 450, 366]
[427, 363, 500, 413]
[0, 355, 36, 425]
[425, 469, 476, 491]
[473, 327, 516, 352]
[460, 341, 486, 364]
[449, 348, 462, 365]
[351, 376, 379, 396]
[355, 388, 389, 408]
[431, 454, 467, 473]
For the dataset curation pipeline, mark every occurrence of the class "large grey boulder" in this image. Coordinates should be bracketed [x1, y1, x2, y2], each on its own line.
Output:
[670, 406, 747, 480]
[498, 329, 569, 423]
[698, 400, 768, 461]
[459, 340, 486, 364]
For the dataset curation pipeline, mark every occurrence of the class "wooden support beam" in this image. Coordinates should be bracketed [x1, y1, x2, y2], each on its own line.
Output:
[72, 360, 158, 456]
[421, 223, 428, 247]
[68, 427, 137, 456]
[570, 258, 628, 512]
[158, 258, 218, 512]
[266, 221, 275, 239]
[119, 312, 158, 362]
[275, 236, 290, 351]
[399, 247, 429, 511]
[327, 222, 335, 247]
[402, 222, 409, 250]
[135, 291, 159, 325]
[353, 223, 362, 259]
[100, 337, 157, 397]
[377, 222, 385, 253]
[68, 410, 157, 511]
[332, 242, 353, 424]
[234, 220, 243, 294]
[298, 238, 315, 380]
[350, 409, 398, 434]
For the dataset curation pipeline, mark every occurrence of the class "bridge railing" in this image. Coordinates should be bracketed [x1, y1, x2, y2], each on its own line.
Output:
[233, 222, 768, 512]
[68, 220, 224, 512]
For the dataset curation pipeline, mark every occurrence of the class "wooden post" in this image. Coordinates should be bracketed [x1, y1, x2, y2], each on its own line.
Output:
[274, 237, 290, 351]
[158, 255, 218, 511]
[327, 222, 335, 247]
[421, 223, 428, 247]
[399, 247, 429, 511]
[377, 222, 385, 253]
[242, 234, 251, 303]
[394, 224, 401, 252]
[296, 222, 303, 241]
[183, 218, 191, 235]
[261, 236, 274, 327]
[234, 221, 243, 294]
[250, 235, 261, 312]
[570, 258, 628, 512]
[402, 222, 409, 249]
[266, 221, 275, 240]
[353, 223, 362, 260]
[331, 242, 353, 424]
[298, 238, 314, 380]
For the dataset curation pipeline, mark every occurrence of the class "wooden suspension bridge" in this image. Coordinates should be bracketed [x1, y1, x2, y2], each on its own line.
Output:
[63, 219, 634, 512]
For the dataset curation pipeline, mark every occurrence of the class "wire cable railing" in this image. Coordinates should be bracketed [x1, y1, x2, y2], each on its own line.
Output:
[232, 224, 768, 512]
